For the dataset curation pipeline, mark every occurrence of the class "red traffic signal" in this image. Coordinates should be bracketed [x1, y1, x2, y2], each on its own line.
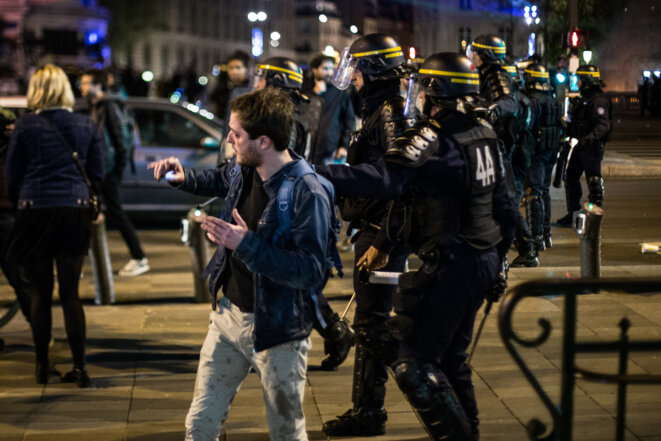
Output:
[567, 28, 587, 48]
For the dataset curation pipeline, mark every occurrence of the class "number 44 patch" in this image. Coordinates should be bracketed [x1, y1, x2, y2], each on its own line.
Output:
[475, 145, 495, 187]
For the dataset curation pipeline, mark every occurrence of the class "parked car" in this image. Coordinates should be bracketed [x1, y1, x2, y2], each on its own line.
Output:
[0, 96, 225, 214]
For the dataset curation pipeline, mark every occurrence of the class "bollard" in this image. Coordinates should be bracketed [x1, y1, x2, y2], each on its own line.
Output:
[183, 207, 211, 303]
[88, 214, 115, 305]
[572, 202, 604, 278]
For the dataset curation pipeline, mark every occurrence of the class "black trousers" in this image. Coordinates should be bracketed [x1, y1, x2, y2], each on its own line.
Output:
[99, 173, 144, 260]
[564, 143, 604, 213]
[397, 246, 499, 428]
[528, 148, 557, 228]
[353, 228, 409, 395]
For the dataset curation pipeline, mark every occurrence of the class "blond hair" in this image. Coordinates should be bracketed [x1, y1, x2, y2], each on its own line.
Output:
[27, 64, 75, 111]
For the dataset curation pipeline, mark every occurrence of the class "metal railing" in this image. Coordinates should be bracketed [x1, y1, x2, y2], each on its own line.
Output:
[498, 278, 661, 441]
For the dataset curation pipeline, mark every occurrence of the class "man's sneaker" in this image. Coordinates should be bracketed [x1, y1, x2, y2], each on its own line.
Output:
[118, 258, 150, 277]
[323, 407, 387, 437]
[553, 214, 573, 228]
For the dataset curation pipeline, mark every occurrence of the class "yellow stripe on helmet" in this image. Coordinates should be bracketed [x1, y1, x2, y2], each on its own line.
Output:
[352, 46, 403, 58]
[471, 42, 506, 53]
[385, 51, 404, 59]
[418, 68, 479, 79]
[287, 74, 303, 83]
[503, 66, 517, 73]
[450, 78, 480, 84]
[524, 69, 549, 79]
[576, 70, 600, 78]
[257, 64, 303, 80]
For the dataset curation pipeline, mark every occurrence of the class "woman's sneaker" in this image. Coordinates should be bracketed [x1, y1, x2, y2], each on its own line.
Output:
[118, 258, 150, 277]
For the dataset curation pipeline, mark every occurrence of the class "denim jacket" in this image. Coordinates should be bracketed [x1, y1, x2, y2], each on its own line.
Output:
[177, 157, 331, 351]
[7, 109, 105, 209]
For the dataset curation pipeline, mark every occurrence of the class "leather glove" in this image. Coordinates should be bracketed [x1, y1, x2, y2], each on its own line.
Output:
[487, 259, 509, 303]
[486, 103, 502, 125]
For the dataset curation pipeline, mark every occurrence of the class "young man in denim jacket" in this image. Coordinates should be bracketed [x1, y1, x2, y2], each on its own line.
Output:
[149, 87, 332, 441]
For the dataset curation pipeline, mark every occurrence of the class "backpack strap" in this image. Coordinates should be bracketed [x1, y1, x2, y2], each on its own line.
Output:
[272, 160, 314, 245]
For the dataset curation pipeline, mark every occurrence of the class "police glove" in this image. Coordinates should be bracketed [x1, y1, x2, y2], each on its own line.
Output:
[488, 260, 509, 303]
[486, 103, 502, 125]
[569, 137, 579, 148]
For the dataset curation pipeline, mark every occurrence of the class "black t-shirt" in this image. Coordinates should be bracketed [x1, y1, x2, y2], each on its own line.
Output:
[222, 170, 269, 312]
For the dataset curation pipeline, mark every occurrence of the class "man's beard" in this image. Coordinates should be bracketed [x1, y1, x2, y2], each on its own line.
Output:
[237, 142, 263, 167]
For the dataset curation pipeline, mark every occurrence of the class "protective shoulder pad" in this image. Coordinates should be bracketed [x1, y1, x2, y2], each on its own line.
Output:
[380, 96, 417, 151]
[486, 66, 512, 101]
[384, 120, 440, 167]
[380, 96, 407, 122]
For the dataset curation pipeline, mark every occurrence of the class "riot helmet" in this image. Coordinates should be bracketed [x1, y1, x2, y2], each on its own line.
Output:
[466, 34, 507, 65]
[576, 65, 606, 90]
[254, 57, 304, 90]
[523, 63, 551, 91]
[332, 33, 405, 90]
[404, 52, 479, 116]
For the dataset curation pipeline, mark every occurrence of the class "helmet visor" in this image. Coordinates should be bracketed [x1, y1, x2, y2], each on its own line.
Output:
[251, 69, 266, 91]
[331, 47, 359, 90]
[403, 73, 422, 119]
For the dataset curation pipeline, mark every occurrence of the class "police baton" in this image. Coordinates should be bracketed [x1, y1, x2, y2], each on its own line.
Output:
[467, 300, 493, 365]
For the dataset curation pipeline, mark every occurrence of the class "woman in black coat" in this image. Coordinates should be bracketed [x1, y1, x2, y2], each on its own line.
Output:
[6, 64, 105, 387]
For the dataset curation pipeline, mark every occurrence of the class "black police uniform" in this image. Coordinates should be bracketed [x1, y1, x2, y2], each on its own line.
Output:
[477, 62, 537, 266]
[333, 87, 414, 432]
[318, 107, 517, 441]
[319, 32, 416, 436]
[525, 86, 563, 248]
[564, 84, 611, 214]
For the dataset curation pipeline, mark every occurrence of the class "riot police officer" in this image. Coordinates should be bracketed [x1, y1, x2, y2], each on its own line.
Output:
[317, 52, 517, 441]
[253, 57, 323, 160]
[468, 35, 537, 267]
[252, 57, 355, 371]
[320, 33, 415, 437]
[523, 63, 563, 248]
[555, 65, 611, 226]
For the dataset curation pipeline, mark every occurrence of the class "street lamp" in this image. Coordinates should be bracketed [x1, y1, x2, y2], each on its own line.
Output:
[582, 50, 592, 64]
[350, 25, 358, 34]
[319, 14, 328, 23]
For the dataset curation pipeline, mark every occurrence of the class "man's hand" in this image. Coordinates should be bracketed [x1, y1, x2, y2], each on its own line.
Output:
[313, 79, 327, 95]
[201, 209, 249, 250]
[356, 245, 389, 271]
[147, 156, 185, 183]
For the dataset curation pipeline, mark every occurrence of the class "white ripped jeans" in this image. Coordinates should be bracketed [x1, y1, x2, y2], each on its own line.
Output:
[185, 297, 310, 441]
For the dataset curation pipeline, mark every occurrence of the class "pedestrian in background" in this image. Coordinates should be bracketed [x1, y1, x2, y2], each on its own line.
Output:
[79, 69, 149, 276]
[304, 53, 355, 166]
[6, 64, 105, 386]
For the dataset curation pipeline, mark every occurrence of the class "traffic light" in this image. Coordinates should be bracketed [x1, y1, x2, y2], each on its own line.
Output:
[567, 28, 587, 48]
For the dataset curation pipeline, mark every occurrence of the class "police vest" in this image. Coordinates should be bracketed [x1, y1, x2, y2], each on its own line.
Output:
[340, 96, 415, 225]
[384, 114, 503, 253]
[534, 91, 563, 152]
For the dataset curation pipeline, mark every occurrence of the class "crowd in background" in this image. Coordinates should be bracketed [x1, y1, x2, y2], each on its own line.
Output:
[638, 72, 661, 117]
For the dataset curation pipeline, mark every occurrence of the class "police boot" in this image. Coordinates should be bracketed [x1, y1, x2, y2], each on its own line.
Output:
[394, 360, 474, 441]
[587, 176, 604, 207]
[320, 313, 355, 371]
[528, 195, 545, 251]
[511, 241, 539, 267]
[543, 225, 552, 249]
[322, 344, 387, 436]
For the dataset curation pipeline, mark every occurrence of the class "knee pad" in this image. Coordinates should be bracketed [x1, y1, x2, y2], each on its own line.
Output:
[587, 176, 604, 207]
[394, 360, 473, 441]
